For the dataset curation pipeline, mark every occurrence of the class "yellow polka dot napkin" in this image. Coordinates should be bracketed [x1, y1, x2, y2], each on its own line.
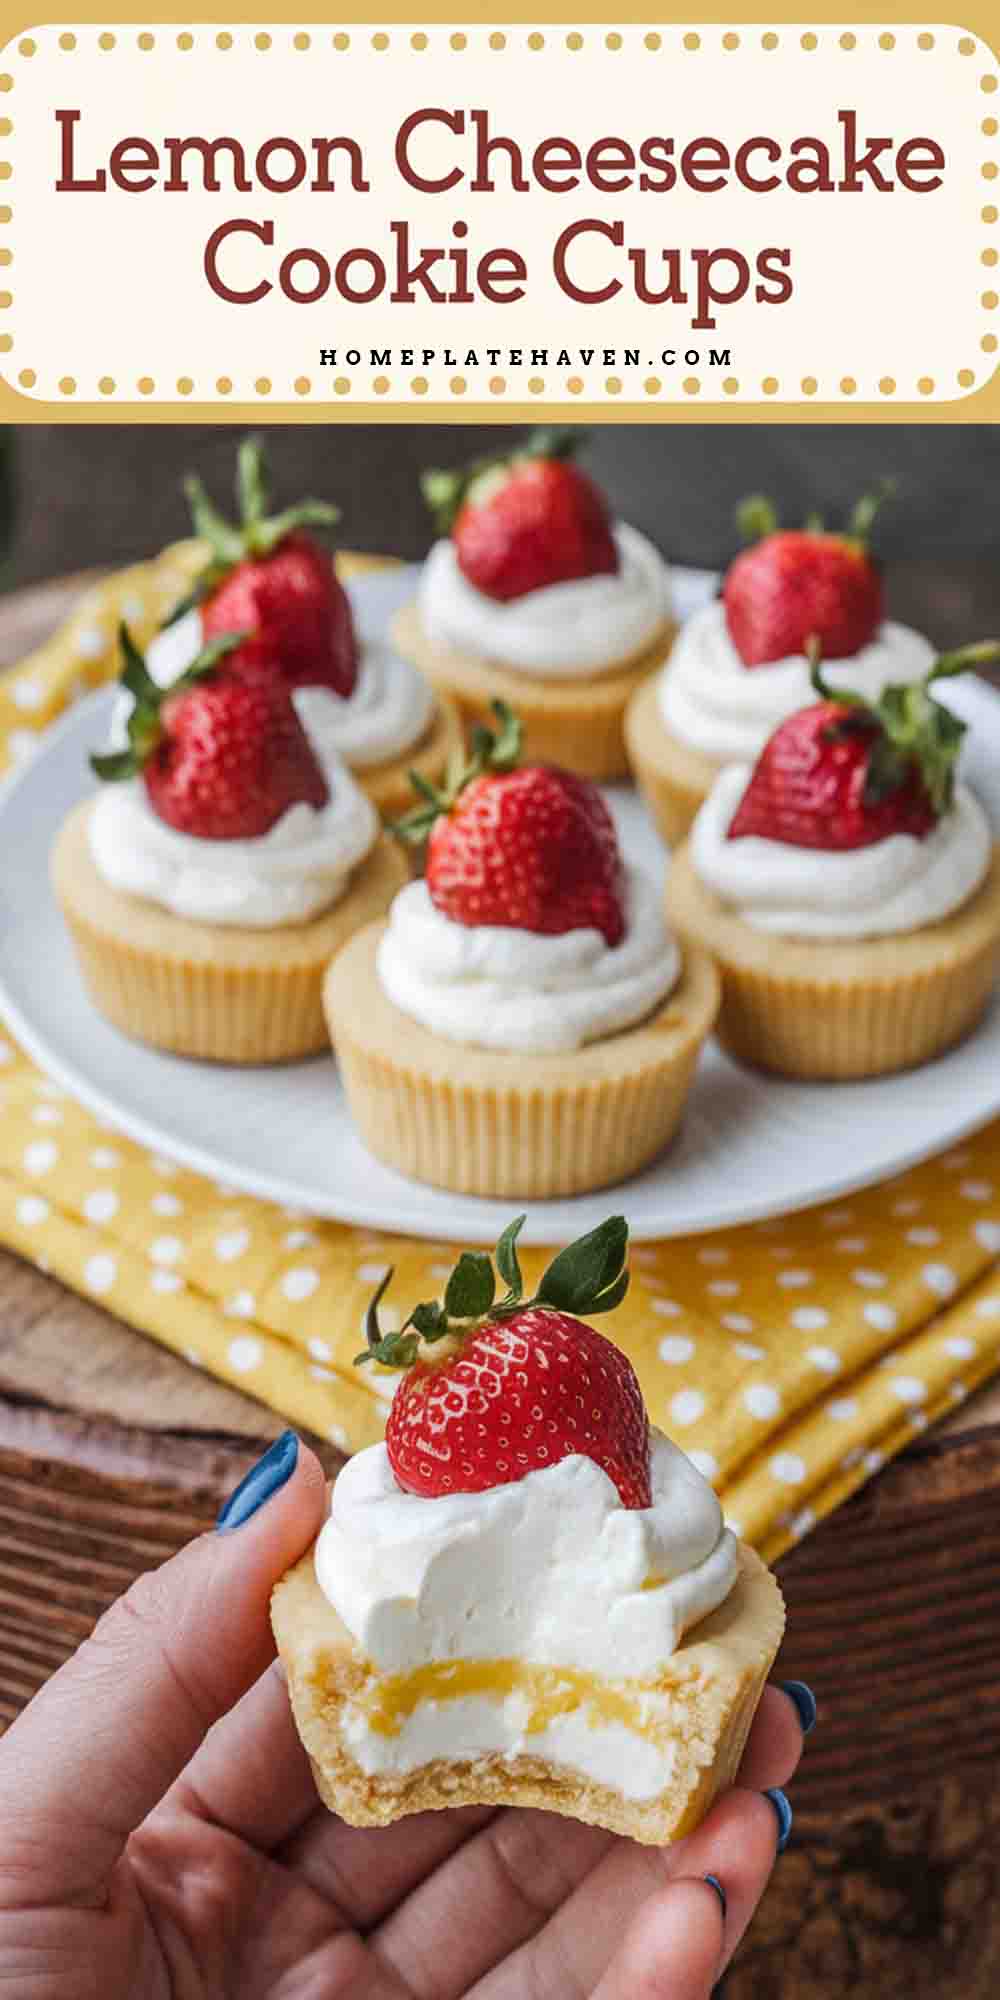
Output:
[3, 547, 1000, 1565]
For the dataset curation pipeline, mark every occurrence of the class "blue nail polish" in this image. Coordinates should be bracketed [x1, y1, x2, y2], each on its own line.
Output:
[779, 1679, 817, 1735]
[704, 1874, 727, 1919]
[764, 1788, 793, 1853]
[217, 1431, 299, 1531]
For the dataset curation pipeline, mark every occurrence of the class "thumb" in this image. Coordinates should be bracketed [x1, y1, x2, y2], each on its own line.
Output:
[0, 1430, 325, 1906]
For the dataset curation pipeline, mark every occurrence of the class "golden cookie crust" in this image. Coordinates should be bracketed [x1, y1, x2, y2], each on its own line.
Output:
[391, 601, 676, 783]
[323, 921, 719, 1198]
[625, 672, 724, 848]
[52, 800, 409, 1063]
[666, 839, 1000, 1080]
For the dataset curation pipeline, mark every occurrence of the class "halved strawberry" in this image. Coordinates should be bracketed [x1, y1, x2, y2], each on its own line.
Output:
[728, 639, 1000, 850]
[723, 489, 891, 667]
[394, 703, 626, 945]
[422, 428, 618, 601]
[91, 624, 329, 841]
[356, 1214, 651, 1508]
[169, 436, 358, 697]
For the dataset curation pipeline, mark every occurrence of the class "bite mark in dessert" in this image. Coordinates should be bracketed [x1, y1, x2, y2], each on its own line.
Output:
[271, 1218, 784, 1839]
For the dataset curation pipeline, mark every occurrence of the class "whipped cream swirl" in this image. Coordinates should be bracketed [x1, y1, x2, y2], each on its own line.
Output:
[317, 1430, 738, 1680]
[376, 867, 679, 1053]
[131, 609, 435, 772]
[88, 749, 378, 928]
[418, 523, 671, 679]
[691, 765, 992, 939]
[660, 603, 937, 762]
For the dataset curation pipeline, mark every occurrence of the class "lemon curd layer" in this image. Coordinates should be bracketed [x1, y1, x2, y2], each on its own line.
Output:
[354, 1657, 674, 1744]
[332, 1656, 683, 1800]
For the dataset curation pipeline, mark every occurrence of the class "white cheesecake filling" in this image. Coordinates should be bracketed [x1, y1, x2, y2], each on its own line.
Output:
[691, 765, 991, 939]
[659, 603, 936, 762]
[375, 866, 679, 1053]
[88, 747, 378, 928]
[316, 1430, 737, 1798]
[131, 609, 435, 772]
[339, 1692, 678, 1800]
[418, 523, 671, 678]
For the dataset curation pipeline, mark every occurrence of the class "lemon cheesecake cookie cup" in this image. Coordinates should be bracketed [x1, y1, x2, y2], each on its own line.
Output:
[324, 704, 718, 1197]
[54, 627, 407, 1064]
[272, 1221, 785, 1844]
[392, 429, 675, 782]
[145, 436, 463, 822]
[628, 488, 921, 846]
[325, 928, 718, 1197]
[666, 642, 1000, 1080]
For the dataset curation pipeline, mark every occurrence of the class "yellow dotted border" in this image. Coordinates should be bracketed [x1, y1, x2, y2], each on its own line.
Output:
[2, 24, 997, 407]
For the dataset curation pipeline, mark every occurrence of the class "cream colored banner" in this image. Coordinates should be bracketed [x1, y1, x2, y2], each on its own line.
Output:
[2, 20, 998, 407]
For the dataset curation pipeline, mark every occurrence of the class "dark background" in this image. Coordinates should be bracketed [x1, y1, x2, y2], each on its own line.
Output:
[8, 425, 1000, 642]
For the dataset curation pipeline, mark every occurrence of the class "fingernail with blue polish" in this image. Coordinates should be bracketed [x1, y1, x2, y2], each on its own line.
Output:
[764, 1788, 793, 1854]
[779, 1679, 818, 1735]
[217, 1430, 299, 1532]
[705, 1874, 727, 1920]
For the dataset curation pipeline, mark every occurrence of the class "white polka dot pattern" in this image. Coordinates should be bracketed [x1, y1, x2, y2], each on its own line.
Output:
[2, 549, 1000, 1566]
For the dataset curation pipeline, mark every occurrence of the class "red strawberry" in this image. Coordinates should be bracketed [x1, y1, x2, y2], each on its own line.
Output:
[91, 625, 329, 841]
[171, 436, 358, 697]
[396, 703, 626, 945]
[723, 490, 889, 667]
[422, 428, 618, 602]
[728, 640, 1000, 851]
[356, 1215, 651, 1509]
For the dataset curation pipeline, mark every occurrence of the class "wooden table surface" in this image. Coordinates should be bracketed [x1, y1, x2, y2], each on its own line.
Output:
[4, 561, 1000, 1997]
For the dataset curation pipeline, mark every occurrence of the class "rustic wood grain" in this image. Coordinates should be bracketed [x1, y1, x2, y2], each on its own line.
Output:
[4, 566, 1000, 1996]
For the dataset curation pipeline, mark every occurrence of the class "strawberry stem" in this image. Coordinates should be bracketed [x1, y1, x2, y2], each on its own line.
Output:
[165, 436, 341, 624]
[736, 494, 780, 543]
[736, 482, 894, 550]
[421, 427, 584, 535]
[89, 623, 247, 783]
[809, 635, 1000, 819]
[847, 478, 895, 548]
[392, 700, 522, 847]
[354, 1213, 630, 1371]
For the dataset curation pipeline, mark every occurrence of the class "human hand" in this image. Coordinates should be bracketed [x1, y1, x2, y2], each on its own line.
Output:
[0, 1432, 807, 1999]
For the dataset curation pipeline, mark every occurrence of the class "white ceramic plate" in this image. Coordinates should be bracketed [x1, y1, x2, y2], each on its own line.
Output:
[3, 564, 1000, 1245]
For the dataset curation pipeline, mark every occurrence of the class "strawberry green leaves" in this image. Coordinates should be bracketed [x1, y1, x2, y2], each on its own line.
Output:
[392, 700, 523, 848]
[444, 1250, 496, 1320]
[355, 1213, 631, 1371]
[736, 494, 780, 545]
[89, 624, 246, 783]
[735, 482, 894, 551]
[420, 426, 582, 536]
[536, 1216, 630, 1317]
[812, 636, 1000, 819]
[167, 435, 341, 624]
